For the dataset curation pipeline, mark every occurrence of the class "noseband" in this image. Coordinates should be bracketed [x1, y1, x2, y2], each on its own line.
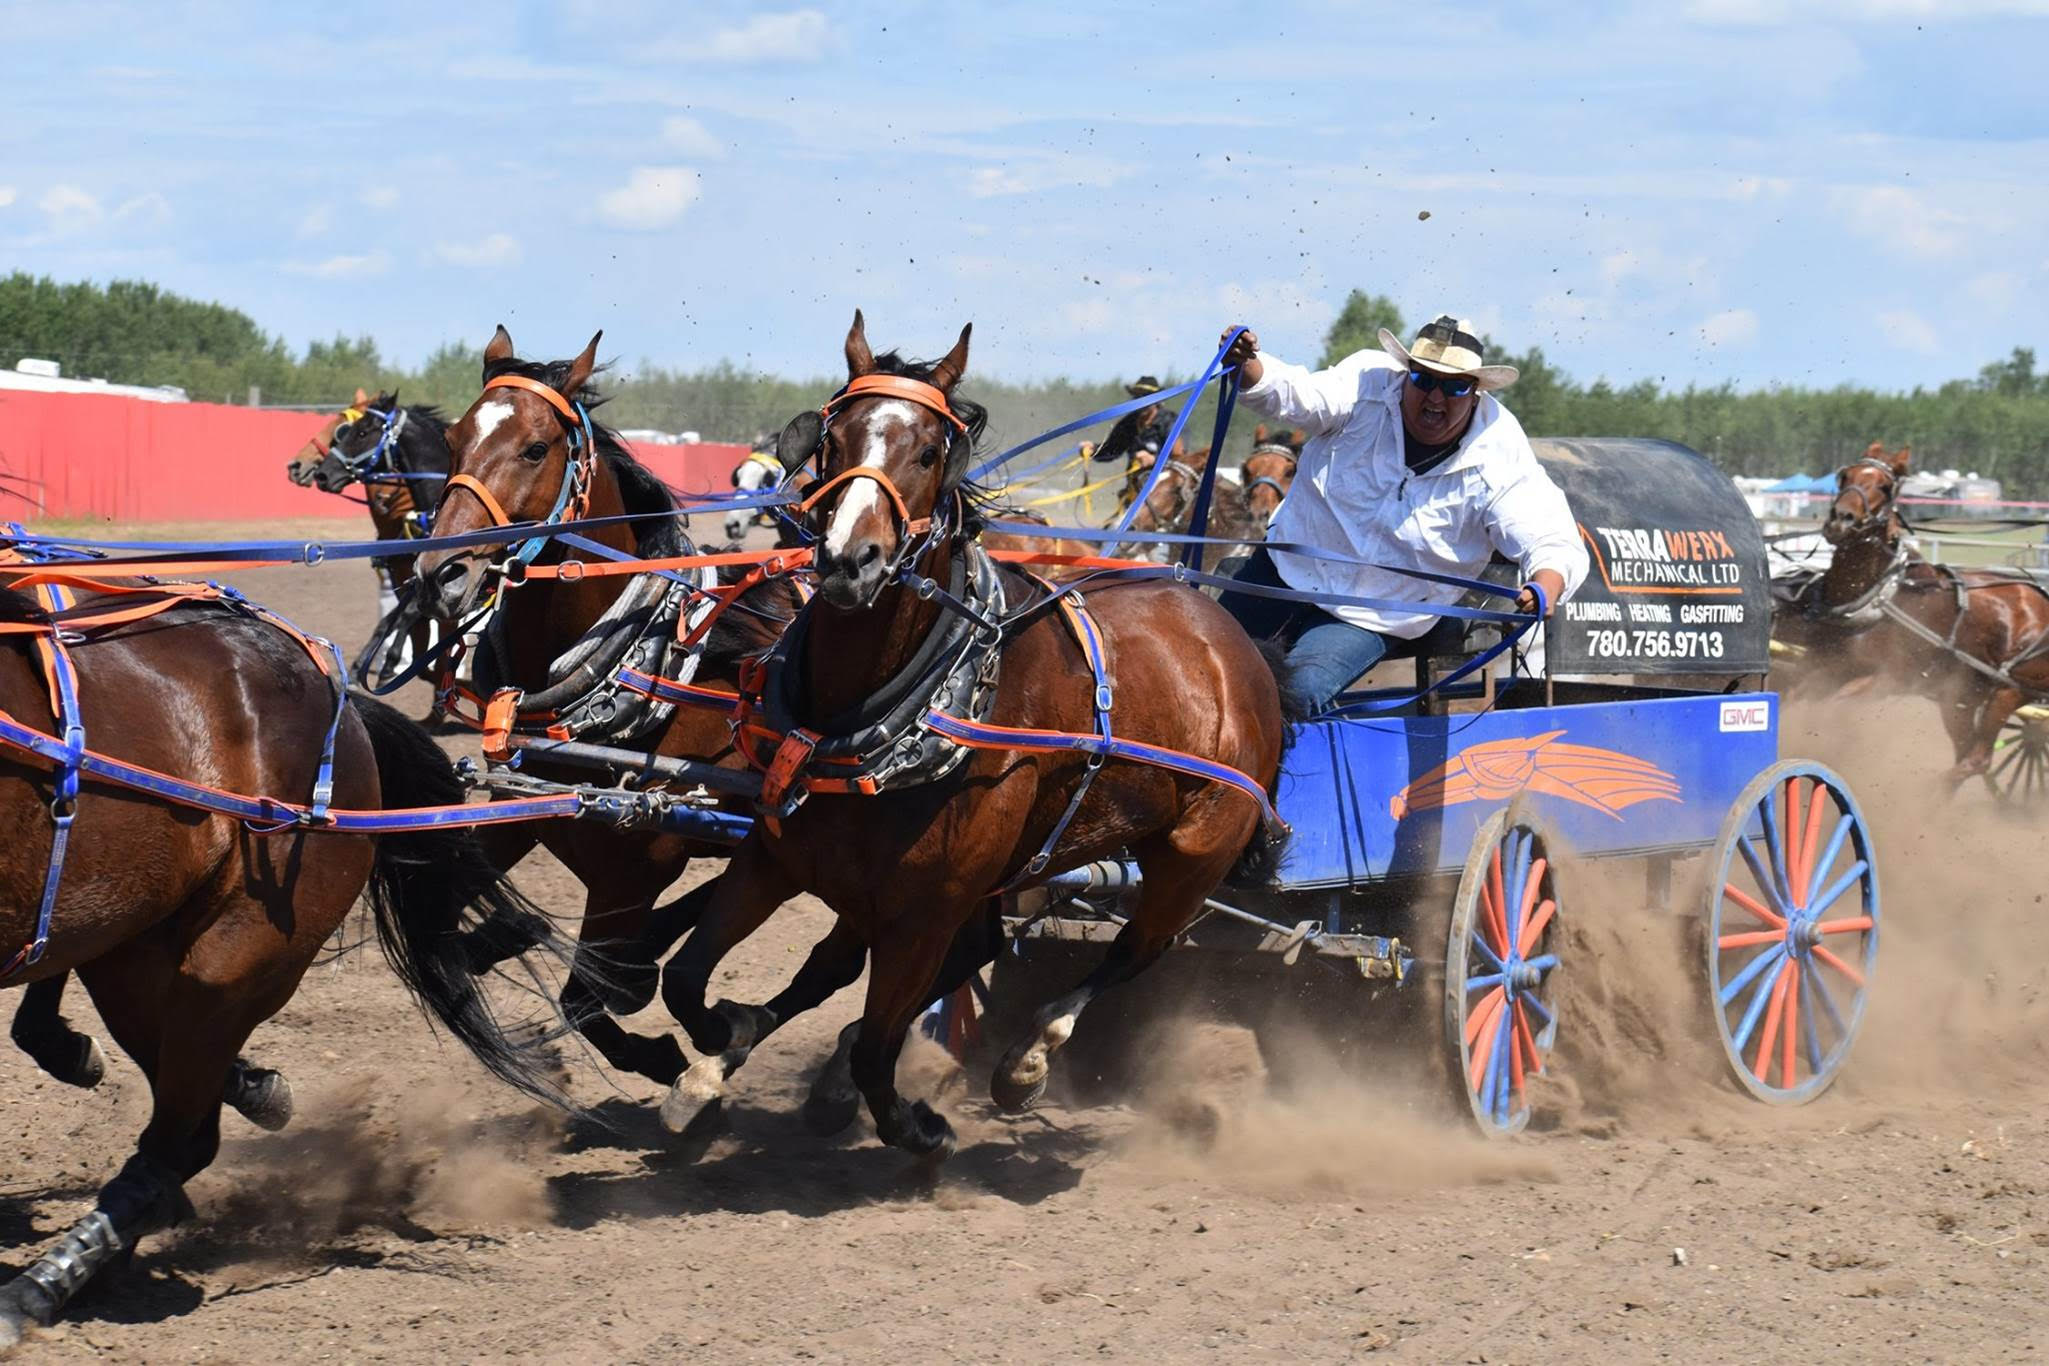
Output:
[1831, 456, 1903, 541]
[804, 374, 970, 581]
[442, 374, 598, 566]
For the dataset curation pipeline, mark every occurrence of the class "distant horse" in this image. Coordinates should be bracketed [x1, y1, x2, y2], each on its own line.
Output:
[1119, 449, 1261, 562]
[412, 328, 803, 1086]
[0, 589, 562, 1345]
[284, 390, 453, 699]
[655, 311, 1287, 1160]
[1773, 442, 2049, 787]
[1240, 424, 1302, 528]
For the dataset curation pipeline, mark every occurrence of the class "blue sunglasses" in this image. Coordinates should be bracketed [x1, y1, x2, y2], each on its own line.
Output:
[1408, 368, 1476, 398]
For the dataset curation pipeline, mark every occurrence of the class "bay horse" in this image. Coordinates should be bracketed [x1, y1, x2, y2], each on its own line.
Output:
[1239, 424, 1302, 528]
[1774, 442, 2049, 786]
[655, 312, 1287, 1160]
[412, 328, 801, 1087]
[1119, 449, 1261, 562]
[284, 390, 453, 698]
[0, 588, 562, 1346]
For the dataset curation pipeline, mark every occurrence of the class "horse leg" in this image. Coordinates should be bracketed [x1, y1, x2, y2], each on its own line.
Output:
[1953, 685, 2022, 788]
[992, 831, 1240, 1112]
[10, 973, 106, 1089]
[654, 843, 799, 1133]
[555, 860, 698, 1087]
[1936, 681, 1992, 787]
[849, 922, 964, 1159]
[801, 902, 1003, 1136]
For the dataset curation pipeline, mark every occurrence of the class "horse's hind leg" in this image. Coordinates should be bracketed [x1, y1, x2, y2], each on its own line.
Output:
[10, 973, 106, 1089]
[850, 920, 966, 1159]
[1953, 685, 2024, 788]
[992, 823, 1245, 1112]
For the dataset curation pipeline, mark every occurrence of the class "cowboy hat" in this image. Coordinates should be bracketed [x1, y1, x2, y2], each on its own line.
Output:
[1378, 315, 1518, 391]
[1124, 375, 1163, 397]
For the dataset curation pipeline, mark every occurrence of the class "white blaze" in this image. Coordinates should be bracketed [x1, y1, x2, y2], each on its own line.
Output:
[823, 399, 918, 560]
[469, 399, 516, 448]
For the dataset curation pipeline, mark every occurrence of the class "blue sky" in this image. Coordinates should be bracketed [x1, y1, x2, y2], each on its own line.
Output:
[4, 1, 2046, 392]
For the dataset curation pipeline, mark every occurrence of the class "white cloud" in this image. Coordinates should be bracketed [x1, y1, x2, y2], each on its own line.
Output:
[435, 233, 523, 268]
[1877, 308, 1940, 354]
[1835, 185, 1970, 259]
[1729, 175, 1794, 200]
[283, 252, 391, 280]
[661, 115, 724, 158]
[361, 187, 399, 210]
[697, 10, 828, 62]
[297, 204, 332, 238]
[112, 192, 170, 227]
[1964, 271, 2022, 310]
[597, 166, 701, 230]
[1698, 308, 1759, 347]
[0, 187, 15, 209]
[967, 157, 1129, 198]
[39, 185, 103, 232]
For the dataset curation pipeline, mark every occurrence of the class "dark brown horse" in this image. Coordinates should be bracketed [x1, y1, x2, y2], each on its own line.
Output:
[0, 589, 562, 1345]
[1775, 442, 2049, 786]
[655, 312, 1287, 1160]
[1119, 449, 1261, 562]
[412, 328, 799, 1086]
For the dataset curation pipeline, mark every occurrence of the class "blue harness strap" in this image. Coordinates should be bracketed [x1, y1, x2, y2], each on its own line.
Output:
[994, 588, 1115, 894]
[1, 580, 83, 982]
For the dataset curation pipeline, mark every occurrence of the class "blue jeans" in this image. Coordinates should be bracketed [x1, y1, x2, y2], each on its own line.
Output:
[1217, 549, 1464, 713]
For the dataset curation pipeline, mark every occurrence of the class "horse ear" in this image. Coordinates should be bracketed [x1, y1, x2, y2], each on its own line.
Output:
[354, 387, 369, 406]
[1253, 423, 1268, 443]
[928, 322, 972, 393]
[562, 331, 602, 396]
[1891, 445, 1912, 474]
[844, 309, 874, 378]
[485, 324, 515, 367]
[777, 411, 823, 473]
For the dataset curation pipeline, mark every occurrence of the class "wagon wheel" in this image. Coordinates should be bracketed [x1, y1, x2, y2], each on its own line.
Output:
[1985, 708, 2049, 805]
[1705, 760, 1878, 1104]
[1441, 809, 1560, 1137]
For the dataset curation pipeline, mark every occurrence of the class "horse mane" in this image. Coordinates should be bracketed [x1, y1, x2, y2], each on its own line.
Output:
[863, 349, 998, 533]
[480, 354, 684, 558]
[0, 585, 48, 627]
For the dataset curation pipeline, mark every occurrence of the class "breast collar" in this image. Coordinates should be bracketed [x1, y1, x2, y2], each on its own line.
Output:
[750, 541, 1007, 796]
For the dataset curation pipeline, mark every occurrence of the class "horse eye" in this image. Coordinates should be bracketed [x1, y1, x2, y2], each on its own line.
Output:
[918, 443, 940, 469]
[520, 440, 550, 463]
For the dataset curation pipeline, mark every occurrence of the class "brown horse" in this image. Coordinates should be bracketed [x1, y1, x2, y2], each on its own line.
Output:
[1775, 442, 2049, 786]
[1120, 449, 1262, 562]
[283, 390, 451, 704]
[412, 328, 800, 1086]
[0, 590, 561, 1345]
[654, 312, 1287, 1160]
[1239, 423, 1302, 528]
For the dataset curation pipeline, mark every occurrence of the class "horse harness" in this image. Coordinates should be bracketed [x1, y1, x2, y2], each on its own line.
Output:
[1241, 443, 1298, 505]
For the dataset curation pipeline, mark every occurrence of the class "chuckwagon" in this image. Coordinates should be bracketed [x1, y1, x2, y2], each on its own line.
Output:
[976, 438, 1881, 1135]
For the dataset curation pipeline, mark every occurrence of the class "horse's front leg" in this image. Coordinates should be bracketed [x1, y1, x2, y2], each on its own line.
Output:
[1951, 684, 2023, 788]
[851, 915, 966, 1160]
[10, 973, 105, 1089]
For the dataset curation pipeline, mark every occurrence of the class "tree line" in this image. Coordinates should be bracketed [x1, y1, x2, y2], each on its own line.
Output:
[3, 273, 2044, 493]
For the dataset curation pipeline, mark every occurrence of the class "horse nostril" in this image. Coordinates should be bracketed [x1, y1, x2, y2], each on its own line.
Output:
[855, 542, 882, 570]
[433, 559, 469, 591]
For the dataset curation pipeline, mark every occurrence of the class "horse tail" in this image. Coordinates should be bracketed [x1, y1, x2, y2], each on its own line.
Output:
[1227, 637, 1305, 887]
[349, 692, 569, 1108]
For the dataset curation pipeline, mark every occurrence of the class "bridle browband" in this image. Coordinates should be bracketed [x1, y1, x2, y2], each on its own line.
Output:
[441, 373, 599, 566]
[1241, 446, 1297, 506]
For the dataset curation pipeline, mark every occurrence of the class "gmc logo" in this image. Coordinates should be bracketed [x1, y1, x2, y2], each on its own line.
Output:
[1719, 701, 1771, 733]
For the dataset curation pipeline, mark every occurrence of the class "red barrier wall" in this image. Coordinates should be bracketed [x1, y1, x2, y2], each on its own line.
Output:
[0, 389, 746, 525]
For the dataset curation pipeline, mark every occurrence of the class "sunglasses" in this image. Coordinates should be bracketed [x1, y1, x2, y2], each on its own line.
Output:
[1408, 369, 1475, 398]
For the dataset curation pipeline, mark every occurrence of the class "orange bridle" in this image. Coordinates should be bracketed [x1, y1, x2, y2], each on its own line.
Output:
[440, 375, 599, 557]
[801, 373, 969, 556]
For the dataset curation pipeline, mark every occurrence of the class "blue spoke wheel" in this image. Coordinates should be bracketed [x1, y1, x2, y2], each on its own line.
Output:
[1706, 759, 1878, 1104]
[1442, 810, 1560, 1137]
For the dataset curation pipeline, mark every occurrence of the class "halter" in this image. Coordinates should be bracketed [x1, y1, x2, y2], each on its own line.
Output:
[442, 374, 598, 566]
[330, 405, 409, 482]
[804, 373, 969, 582]
[1830, 456, 1904, 542]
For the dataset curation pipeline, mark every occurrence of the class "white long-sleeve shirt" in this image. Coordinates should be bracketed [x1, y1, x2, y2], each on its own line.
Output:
[1239, 349, 1590, 638]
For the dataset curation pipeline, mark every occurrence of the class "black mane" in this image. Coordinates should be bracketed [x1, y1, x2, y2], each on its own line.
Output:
[863, 349, 997, 533]
[481, 354, 683, 557]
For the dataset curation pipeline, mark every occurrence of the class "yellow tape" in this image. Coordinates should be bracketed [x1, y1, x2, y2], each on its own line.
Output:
[1020, 468, 1131, 508]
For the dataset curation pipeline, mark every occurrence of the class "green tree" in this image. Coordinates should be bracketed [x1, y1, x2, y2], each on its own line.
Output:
[1319, 290, 1406, 368]
[1977, 346, 2040, 397]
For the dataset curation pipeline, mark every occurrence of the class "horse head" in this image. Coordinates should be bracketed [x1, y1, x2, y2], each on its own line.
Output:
[415, 325, 604, 623]
[285, 387, 373, 487]
[1824, 442, 1910, 547]
[796, 310, 979, 611]
[305, 391, 406, 494]
[1240, 426, 1301, 528]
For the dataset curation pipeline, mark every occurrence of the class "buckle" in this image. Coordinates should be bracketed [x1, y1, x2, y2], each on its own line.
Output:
[481, 688, 523, 762]
[760, 729, 820, 818]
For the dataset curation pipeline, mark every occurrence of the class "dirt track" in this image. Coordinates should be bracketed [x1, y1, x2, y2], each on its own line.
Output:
[5, 519, 2049, 1363]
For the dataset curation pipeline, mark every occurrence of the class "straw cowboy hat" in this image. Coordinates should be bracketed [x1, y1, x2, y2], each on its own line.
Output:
[1378, 315, 1518, 391]
[1124, 375, 1163, 397]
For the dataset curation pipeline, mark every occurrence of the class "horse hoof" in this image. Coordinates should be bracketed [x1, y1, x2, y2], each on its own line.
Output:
[659, 1057, 728, 1136]
[800, 1082, 862, 1137]
[0, 1275, 56, 1346]
[990, 1047, 1050, 1113]
[226, 1067, 295, 1132]
[55, 1035, 105, 1090]
[882, 1100, 956, 1159]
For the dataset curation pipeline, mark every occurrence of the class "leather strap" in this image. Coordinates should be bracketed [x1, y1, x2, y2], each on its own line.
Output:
[484, 373, 582, 425]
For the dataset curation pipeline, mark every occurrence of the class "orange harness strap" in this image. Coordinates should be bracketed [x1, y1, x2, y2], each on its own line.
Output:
[442, 473, 519, 529]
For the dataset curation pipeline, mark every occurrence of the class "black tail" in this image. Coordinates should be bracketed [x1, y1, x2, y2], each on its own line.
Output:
[1227, 638, 1305, 887]
[351, 693, 569, 1107]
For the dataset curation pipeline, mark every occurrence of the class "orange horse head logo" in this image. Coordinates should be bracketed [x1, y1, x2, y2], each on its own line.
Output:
[1390, 730, 1681, 821]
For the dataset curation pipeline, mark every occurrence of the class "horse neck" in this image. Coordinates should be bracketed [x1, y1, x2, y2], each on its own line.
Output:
[802, 536, 956, 723]
[494, 455, 640, 688]
[396, 409, 451, 475]
[1818, 523, 1906, 609]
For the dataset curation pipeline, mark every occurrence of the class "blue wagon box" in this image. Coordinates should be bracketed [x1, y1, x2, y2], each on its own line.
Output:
[1273, 693, 1779, 888]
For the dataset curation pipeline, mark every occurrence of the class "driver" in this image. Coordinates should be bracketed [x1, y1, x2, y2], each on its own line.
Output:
[726, 433, 786, 544]
[1216, 314, 1588, 712]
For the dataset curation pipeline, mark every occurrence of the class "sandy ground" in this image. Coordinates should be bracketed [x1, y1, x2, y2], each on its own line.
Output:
[5, 516, 2049, 1363]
